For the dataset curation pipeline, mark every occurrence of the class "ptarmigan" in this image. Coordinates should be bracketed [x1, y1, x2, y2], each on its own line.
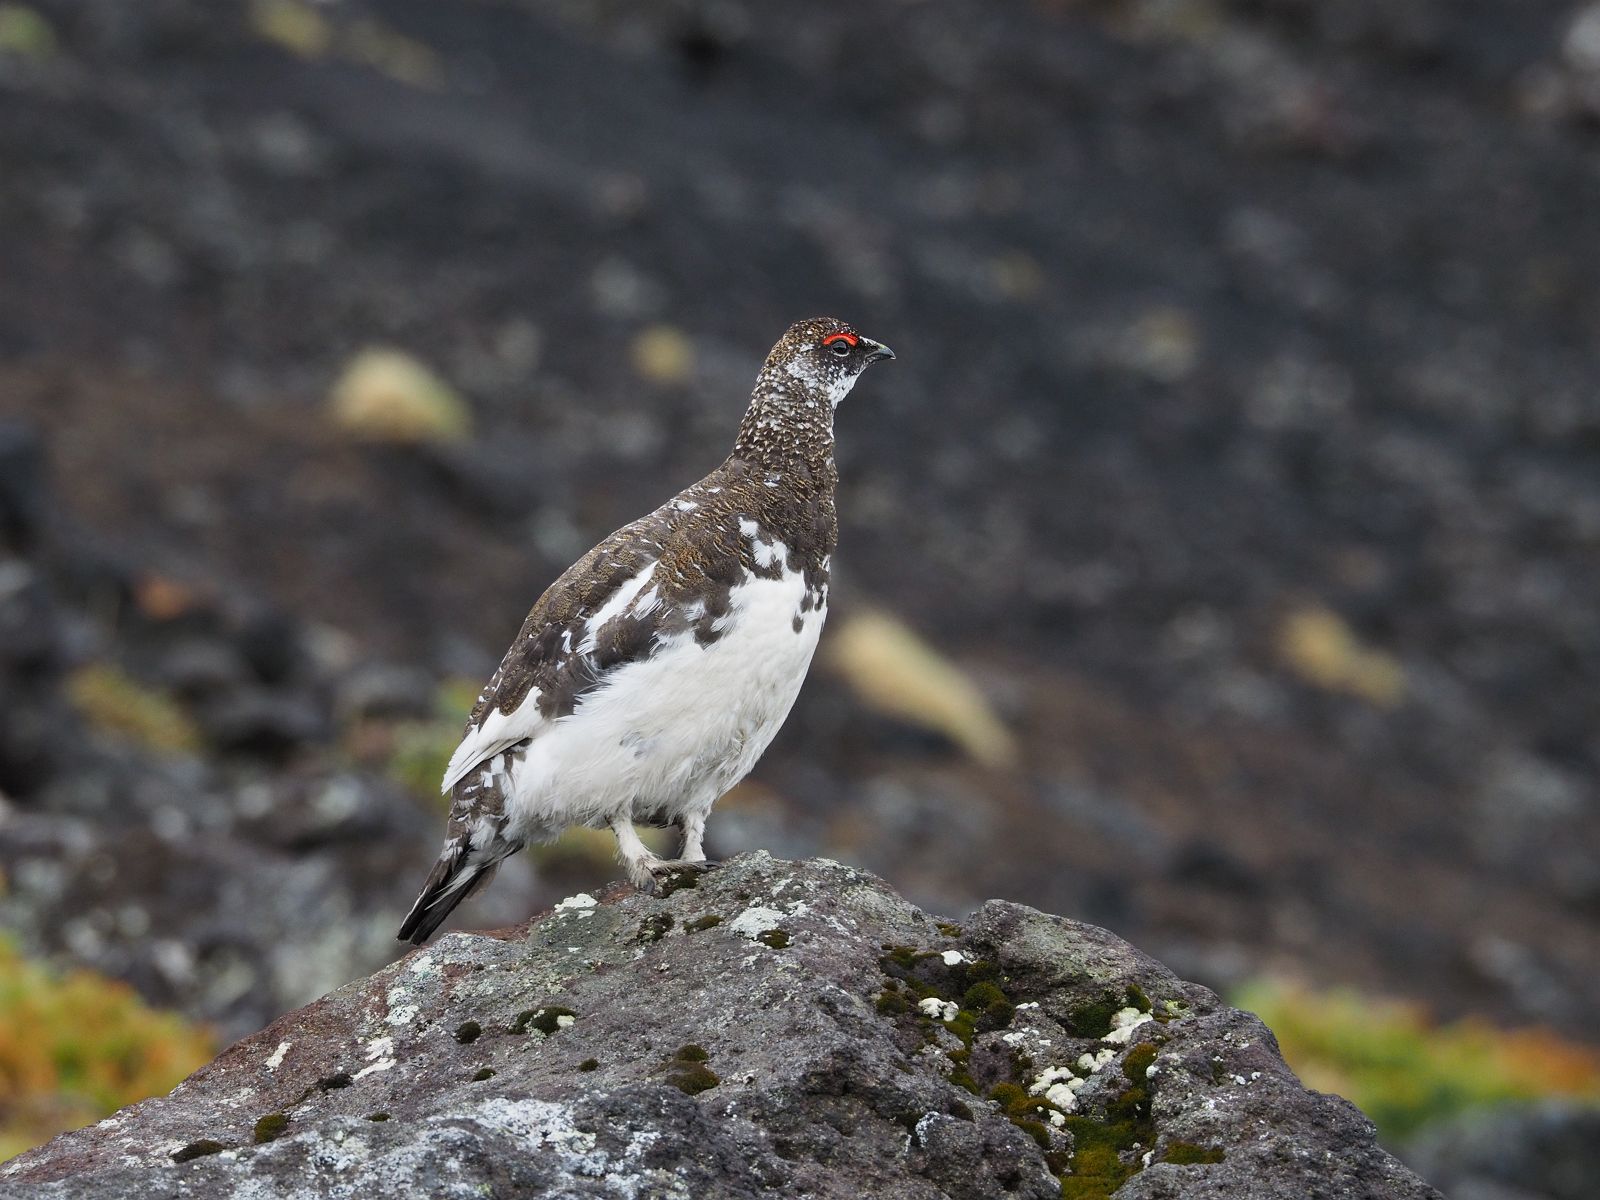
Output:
[398, 317, 894, 943]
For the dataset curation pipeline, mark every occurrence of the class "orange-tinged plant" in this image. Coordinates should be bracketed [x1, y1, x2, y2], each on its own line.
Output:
[0, 938, 214, 1162]
[1235, 977, 1600, 1141]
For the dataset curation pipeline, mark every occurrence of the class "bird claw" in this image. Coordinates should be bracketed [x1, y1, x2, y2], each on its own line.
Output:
[641, 859, 719, 896]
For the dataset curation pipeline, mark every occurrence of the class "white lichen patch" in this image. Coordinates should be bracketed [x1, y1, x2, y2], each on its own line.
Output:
[264, 1040, 292, 1070]
[386, 1002, 419, 1027]
[553, 892, 598, 913]
[940, 950, 968, 967]
[727, 905, 785, 939]
[406, 953, 442, 979]
[1077, 1047, 1116, 1073]
[918, 997, 959, 1022]
[354, 1035, 396, 1080]
[555, 1014, 576, 1029]
[1027, 1065, 1081, 1113]
[457, 1097, 689, 1200]
[912, 1111, 944, 1148]
[1102, 1005, 1154, 1044]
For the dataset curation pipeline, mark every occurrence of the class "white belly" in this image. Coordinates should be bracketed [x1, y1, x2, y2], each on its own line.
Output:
[503, 568, 824, 838]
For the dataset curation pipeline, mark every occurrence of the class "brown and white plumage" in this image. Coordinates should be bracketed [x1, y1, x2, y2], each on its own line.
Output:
[398, 318, 893, 943]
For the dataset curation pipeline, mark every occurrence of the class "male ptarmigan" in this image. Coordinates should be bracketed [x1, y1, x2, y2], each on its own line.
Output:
[398, 317, 894, 943]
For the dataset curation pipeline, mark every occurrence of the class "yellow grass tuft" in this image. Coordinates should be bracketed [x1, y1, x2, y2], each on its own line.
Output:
[329, 348, 471, 445]
[1277, 606, 1405, 707]
[66, 665, 201, 756]
[248, 0, 332, 59]
[824, 610, 1017, 768]
[0, 4, 56, 57]
[630, 326, 693, 386]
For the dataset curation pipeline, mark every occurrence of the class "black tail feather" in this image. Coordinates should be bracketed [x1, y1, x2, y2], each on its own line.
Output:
[397, 845, 502, 945]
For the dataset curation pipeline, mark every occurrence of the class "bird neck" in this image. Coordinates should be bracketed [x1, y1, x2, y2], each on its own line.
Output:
[731, 381, 837, 480]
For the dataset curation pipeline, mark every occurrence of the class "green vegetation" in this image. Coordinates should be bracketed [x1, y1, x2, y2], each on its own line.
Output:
[66, 664, 201, 755]
[685, 914, 722, 932]
[0, 937, 214, 1162]
[636, 913, 674, 944]
[170, 1138, 226, 1162]
[1063, 985, 1150, 1038]
[0, 4, 56, 57]
[1235, 978, 1600, 1141]
[1122, 1042, 1158, 1083]
[1163, 1142, 1225, 1165]
[874, 944, 1186, 1197]
[758, 929, 790, 949]
[252, 1112, 289, 1143]
[663, 1045, 718, 1095]
[349, 678, 479, 805]
[511, 1006, 576, 1036]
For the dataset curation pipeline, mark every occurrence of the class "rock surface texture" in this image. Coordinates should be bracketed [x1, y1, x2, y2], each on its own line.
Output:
[4, 855, 1436, 1199]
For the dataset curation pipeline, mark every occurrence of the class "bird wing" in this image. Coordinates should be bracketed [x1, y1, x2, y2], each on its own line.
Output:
[439, 537, 666, 792]
[438, 486, 743, 794]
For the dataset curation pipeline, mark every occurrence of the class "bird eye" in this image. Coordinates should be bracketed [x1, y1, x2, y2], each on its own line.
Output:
[828, 340, 851, 357]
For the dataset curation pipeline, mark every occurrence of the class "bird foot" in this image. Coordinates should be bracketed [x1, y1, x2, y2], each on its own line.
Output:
[641, 858, 719, 896]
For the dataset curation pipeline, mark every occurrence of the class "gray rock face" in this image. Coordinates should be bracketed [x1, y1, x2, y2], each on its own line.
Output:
[2, 855, 1439, 1199]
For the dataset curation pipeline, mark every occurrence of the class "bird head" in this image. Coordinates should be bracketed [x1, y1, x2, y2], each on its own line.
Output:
[771, 317, 895, 409]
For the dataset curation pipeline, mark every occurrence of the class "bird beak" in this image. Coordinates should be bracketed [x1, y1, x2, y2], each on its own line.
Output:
[862, 339, 895, 364]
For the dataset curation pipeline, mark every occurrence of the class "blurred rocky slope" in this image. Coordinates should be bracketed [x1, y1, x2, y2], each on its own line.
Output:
[0, 0, 1597, 1051]
[1, 855, 1440, 1200]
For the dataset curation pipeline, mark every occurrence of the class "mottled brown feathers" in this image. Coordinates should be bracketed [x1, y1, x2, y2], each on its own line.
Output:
[463, 318, 858, 738]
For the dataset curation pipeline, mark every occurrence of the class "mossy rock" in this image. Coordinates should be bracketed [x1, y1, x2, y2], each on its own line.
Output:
[171, 1139, 226, 1162]
[1164, 1142, 1226, 1165]
[252, 1113, 289, 1144]
[1122, 1042, 1158, 1083]
[512, 1006, 576, 1035]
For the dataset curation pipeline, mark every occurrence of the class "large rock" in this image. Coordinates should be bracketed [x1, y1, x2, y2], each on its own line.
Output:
[3, 854, 1437, 1199]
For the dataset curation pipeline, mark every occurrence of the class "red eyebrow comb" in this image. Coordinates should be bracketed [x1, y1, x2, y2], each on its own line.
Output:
[821, 332, 858, 347]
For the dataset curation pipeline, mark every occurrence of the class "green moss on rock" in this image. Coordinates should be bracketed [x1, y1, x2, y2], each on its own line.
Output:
[513, 1006, 576, 1035]
[171, 1139, 226, 1162]
[758, 929, 791, 949]
[876, 982, 915, 1016]
[1164, 1142, 1226, 1165]
[666, 1063, 720, 1095]
[253, 1113, 289, 1144]
[962, 980, 1015, 1027]
[685, 914, 722, 932]
[636, 913, 674, 943]
[1122, 1042, 1158, 1083]
[1065, 984, 1152, 1038]
[654, 869, 700, 896]
[454, 1020, 482, 1044]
